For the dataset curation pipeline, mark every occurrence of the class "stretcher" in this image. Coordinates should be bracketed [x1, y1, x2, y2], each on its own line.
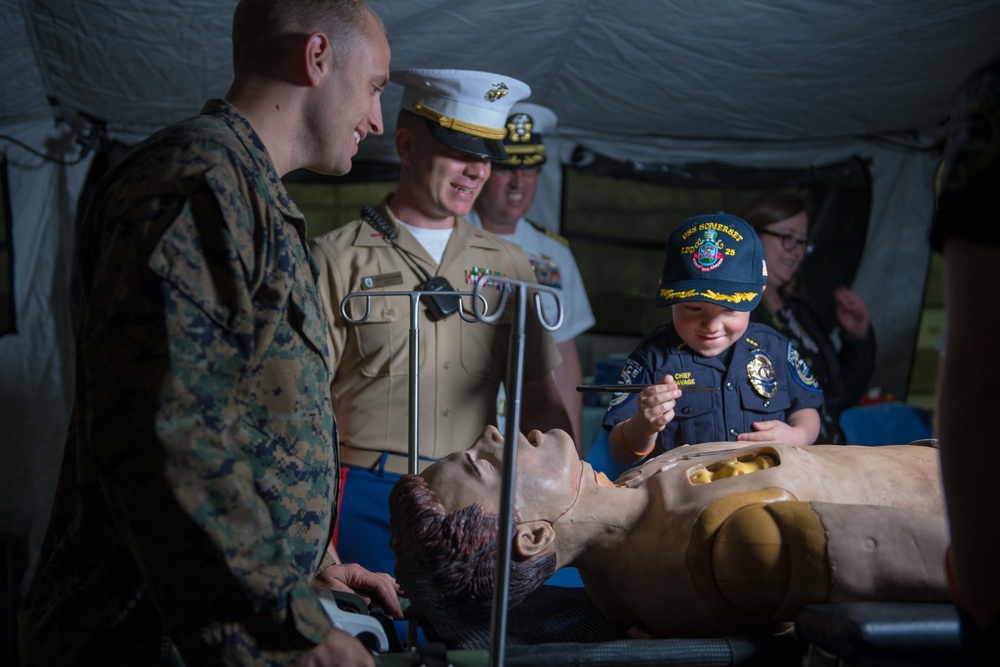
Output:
[337, 278, 962, 666]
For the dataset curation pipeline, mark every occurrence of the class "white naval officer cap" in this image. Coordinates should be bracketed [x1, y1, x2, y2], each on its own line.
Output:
[391, 68, 532, 161]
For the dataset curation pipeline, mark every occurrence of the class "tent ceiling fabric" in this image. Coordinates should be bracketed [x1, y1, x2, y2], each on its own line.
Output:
[4, 0, 1000, 150]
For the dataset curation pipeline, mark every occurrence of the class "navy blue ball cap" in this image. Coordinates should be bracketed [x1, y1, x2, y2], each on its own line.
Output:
[656, 212, 768, 311]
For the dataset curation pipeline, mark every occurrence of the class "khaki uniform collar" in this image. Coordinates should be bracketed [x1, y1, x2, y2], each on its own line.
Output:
[351, 195, 507, 273]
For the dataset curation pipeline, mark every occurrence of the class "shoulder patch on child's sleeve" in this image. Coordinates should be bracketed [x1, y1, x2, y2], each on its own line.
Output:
[609, 358, 645, 407]
[786, 341, 822, 391]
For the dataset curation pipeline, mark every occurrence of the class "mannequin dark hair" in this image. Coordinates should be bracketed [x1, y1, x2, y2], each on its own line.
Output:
[388, 474, 556, 629]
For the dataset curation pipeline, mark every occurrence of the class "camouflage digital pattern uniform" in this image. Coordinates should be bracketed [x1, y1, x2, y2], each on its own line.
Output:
[19, 99, 338, 665]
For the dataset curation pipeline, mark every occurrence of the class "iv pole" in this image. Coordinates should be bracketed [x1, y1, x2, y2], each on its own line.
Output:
[470, 275, 563, 667]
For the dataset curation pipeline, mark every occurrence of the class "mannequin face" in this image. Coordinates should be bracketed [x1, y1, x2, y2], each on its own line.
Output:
[421, 425, 587, 521]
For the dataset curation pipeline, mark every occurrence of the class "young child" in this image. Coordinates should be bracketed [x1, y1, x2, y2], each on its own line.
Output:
[603, 211, 823, 464]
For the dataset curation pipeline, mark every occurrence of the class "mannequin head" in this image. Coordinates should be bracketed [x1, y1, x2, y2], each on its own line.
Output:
[388, 472, 555, 628]
[389, 426, 611, 627]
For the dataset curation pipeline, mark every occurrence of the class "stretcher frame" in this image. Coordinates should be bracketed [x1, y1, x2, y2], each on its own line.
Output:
[340, 284, 958, 667]
[340, 277, 564, 665]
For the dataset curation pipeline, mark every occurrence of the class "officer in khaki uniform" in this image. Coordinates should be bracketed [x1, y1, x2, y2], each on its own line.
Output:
[310, 68, 570, 583]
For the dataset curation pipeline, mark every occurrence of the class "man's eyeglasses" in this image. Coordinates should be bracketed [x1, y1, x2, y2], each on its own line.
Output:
[758, 229, 814, 254]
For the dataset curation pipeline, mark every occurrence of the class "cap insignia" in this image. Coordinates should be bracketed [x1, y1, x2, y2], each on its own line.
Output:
[692, 229, 724, 272]
[485, 82, 509, 103]
[506, 113, 533, 142]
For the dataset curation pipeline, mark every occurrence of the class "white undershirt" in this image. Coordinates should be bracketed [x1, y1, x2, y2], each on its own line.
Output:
[398, 221, 453, 265]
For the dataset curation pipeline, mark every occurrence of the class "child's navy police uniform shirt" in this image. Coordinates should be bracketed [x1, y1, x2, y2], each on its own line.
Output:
[603, 322, 824, 455]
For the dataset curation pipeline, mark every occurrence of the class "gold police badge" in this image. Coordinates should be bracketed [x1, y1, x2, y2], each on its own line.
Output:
[746, 349, 777, 398]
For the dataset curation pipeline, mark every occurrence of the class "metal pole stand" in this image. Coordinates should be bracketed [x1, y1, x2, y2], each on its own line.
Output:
[470, 276, 563, 667]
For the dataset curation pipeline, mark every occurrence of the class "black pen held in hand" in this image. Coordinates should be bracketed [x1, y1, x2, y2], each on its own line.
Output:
[576, 384, 717, 393]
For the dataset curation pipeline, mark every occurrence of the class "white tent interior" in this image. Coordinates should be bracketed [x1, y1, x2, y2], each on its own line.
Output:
[2, 0, 999, 605]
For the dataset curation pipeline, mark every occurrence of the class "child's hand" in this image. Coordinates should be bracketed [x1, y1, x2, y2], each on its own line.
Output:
[634, 375, 683, 433]
[736, 419, 801, 445]
[737, 408, 818, 446]
[613, 375, 684, 463]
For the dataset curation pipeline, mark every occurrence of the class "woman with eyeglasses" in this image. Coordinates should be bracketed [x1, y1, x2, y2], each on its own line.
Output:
[739, 191, 876, 444]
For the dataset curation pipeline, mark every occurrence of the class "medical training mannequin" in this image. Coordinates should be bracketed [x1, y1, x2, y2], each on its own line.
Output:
[389, 425, 948, 638]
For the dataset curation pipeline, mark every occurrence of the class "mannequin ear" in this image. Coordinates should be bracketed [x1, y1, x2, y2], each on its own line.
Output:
[513, 520, 557, 558]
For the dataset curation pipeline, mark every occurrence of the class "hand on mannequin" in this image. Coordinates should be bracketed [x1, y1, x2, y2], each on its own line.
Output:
[832, 286, 871, 339]
[736, 407, 820, 445]
[312, 560, 403, 619]
[293, 627, 374, 667]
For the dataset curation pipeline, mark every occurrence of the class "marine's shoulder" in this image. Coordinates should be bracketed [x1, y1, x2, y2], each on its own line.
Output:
[142, 112, 246, 158]
[107, 114, 253, 192]
[310, 219, 367, 252]
[464, 218, 533, 263]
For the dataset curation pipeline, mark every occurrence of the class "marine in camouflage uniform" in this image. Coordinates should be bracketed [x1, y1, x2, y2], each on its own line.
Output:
[19, 99, 338, 665]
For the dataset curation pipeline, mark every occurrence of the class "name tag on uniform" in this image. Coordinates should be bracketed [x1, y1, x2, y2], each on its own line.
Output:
[361, 272, 403, 290]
